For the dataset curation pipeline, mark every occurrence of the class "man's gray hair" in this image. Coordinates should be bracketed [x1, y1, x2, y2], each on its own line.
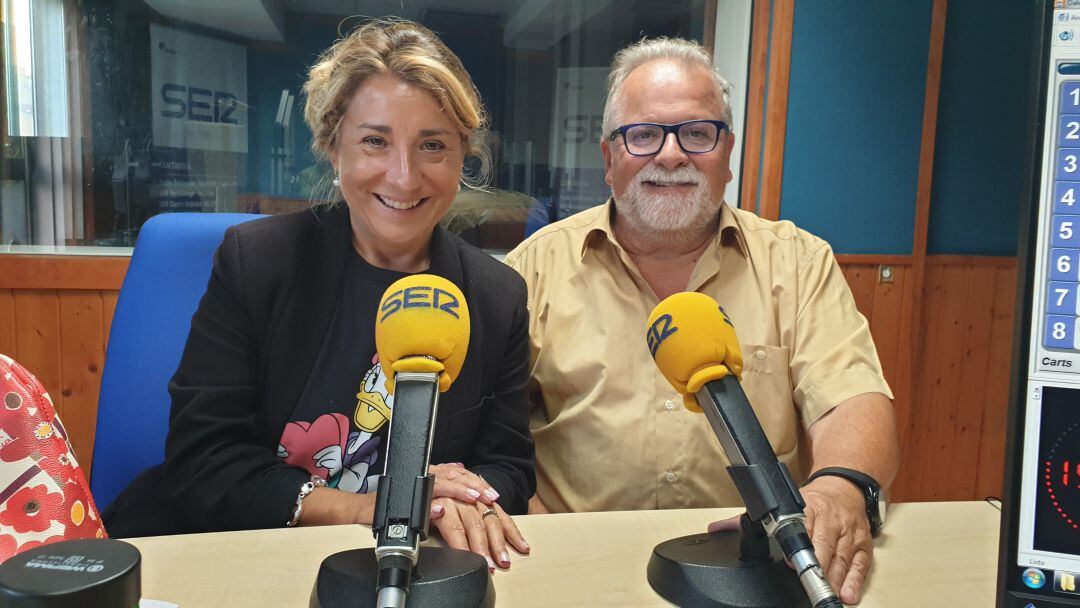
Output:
[601, 37, 733, 140]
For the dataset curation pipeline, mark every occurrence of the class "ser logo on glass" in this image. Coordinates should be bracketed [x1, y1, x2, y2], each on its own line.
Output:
[160, 84, 241, 125]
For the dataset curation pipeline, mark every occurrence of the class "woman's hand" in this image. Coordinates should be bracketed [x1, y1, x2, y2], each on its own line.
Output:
[429, 497, 530, 571]
[299, 487, 450, 526]
[429, 462, 500, 505]
[297, 487, 378, 526]
[296, 463, 498, 528]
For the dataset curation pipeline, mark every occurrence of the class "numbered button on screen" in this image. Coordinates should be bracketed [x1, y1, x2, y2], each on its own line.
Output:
[1059, 149, 1080, 180]
[1048, 282, 1079, 315]
[1055, 182, 1080, 214]
[1053, 215, 1080, 247]
[1061, 115, 1080, 148]
[1045, 314, 1077, 350]
[1050, 249, 1080, 281]
[1062, 82, 1080, 113]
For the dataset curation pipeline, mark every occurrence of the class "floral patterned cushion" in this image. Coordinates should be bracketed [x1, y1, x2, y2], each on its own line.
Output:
[0, 354, 105, 562]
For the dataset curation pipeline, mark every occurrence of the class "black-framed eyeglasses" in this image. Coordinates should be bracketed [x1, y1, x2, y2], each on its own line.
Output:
[607, 120, 729, 156]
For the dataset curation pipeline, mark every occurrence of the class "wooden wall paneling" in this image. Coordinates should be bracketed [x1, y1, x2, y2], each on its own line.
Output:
[838, 260, 909, 499]
[844, 265, 878, 326]
[738, 0, 771, 212]
[947, 265, 997, 500]
[837, 261, 908, 425]
[58, 291, 105, 470]
[869, 265, 907, 391]
[757, 0, 794, 221]
[0, 289, 15, 356]
[894, 264, 947, 501]
[0, 256, 128, 290]
[857, 258, 1018, 503]
[918, 264, 971, 500]
[102, 291, 119, 348]
[13, 291, 63, 411]
[836, 255, 914, 267]
[891, 263, 916, 460]
[974, 264, 1018, 501]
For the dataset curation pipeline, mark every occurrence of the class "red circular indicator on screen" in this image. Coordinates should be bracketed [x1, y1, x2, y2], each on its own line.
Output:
[1044, 420, 1080, 532]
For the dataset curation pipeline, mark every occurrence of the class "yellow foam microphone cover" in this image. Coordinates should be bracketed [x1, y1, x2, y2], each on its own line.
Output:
[646, 292, 743, 412]
[375, 274, 470, 394]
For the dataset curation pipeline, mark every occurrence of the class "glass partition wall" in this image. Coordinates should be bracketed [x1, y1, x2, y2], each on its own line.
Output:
[0, 0, 714, 253]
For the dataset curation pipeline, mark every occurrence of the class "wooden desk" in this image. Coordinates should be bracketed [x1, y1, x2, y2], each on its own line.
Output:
[127, 501, 1000, 607]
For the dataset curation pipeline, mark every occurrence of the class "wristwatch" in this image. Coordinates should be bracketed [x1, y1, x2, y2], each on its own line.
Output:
[803, 467, 886, 537]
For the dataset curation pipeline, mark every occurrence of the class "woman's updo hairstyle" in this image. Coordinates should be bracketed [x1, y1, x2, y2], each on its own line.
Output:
[302, 19, 491, 194]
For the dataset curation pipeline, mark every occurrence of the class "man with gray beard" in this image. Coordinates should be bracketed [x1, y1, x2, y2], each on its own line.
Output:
[505, 36, 898, 605]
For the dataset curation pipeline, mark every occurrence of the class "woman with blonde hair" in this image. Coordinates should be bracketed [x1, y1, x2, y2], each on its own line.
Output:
[104, 19, 533, 572]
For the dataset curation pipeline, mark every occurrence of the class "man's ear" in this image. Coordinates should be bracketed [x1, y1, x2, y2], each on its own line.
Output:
[601, 138, 614, 187]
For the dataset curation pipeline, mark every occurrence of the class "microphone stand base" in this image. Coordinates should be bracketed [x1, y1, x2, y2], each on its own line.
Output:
[647, 530, 809, 608]
[310, 547, 494, 608]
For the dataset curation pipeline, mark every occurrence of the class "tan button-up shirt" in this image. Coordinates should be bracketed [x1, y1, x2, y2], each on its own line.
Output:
[505, 200, 892, 513]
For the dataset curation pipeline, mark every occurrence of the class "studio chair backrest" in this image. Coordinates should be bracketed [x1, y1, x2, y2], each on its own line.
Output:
[91, 213, 264, 510]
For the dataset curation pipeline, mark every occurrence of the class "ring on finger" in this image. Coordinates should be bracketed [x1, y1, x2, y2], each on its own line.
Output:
[481, 508, 498, 519]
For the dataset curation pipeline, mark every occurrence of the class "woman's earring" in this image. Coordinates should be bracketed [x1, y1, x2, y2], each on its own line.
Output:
[332, 175, 340, 187]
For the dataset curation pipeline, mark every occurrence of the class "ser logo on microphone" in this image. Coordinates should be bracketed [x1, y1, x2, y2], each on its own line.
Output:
[380, 286, 461, 322]
[647, 314, 678, 358]
[719, 305, 734, 327]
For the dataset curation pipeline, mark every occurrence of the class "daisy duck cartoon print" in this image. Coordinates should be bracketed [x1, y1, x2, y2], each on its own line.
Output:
[277, 354, 394, 494]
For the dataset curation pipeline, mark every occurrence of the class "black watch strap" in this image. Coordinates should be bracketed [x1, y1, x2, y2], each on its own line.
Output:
[804, 467, 884, 537]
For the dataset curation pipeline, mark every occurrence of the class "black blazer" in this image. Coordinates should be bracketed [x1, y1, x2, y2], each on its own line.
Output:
[104, 203, 535, 537]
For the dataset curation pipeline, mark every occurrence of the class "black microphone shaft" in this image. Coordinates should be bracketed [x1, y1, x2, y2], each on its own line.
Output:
[377, 373, 439, 546]
[697, 375, 805, 518]
[696, 374, 839, 607]
[373, 372, 440, 608]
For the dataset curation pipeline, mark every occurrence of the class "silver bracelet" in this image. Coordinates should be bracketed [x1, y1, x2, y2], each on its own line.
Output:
[286, 475, 327, 527]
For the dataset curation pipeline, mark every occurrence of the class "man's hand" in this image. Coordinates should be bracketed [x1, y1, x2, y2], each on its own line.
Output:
[707, 475, 872, 604]
[800, 475, 873, 605]
[800, 392, 897, 604]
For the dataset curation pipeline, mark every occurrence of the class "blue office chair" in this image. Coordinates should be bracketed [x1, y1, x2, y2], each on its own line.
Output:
[91, 212, 265, 510]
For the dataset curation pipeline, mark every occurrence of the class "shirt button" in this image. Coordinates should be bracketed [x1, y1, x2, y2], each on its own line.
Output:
[664, 399, 676, 411]
[754, 350, 766, 360]
[665, 471, 678, 483]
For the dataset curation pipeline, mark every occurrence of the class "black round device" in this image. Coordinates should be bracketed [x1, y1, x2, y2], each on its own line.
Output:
[647, 529, 809, 608]
[0, 538, 141, 607]
[311, 547, 493, 608]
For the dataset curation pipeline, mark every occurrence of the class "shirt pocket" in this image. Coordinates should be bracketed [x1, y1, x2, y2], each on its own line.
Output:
[739, 344, 798, 456]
